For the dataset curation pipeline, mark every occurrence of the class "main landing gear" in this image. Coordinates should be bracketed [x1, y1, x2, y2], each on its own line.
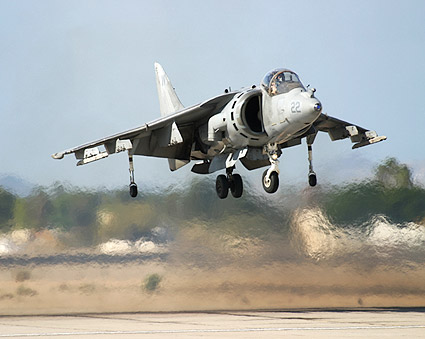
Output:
[128, 152, 138, 198]
[215, 167, 243, 199]
[307, 136, 317, 187]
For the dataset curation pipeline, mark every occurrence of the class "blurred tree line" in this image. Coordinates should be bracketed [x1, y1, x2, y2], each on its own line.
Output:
[0, 178, 285, 246]
[0, 158, 424, 245]
[323, 158, 425, 225]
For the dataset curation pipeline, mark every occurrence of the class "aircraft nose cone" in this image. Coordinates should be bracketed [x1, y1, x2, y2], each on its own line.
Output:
[310, 99, 322, 118]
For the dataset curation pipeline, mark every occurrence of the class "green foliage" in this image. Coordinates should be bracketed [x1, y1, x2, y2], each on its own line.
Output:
[96, 201, 156, 242]
[16, 285, 37, 297]
[0, 188, 15, 231]
[79, 284, 96, 295]
[143, 274, 162, 292]
[375, 157, 413, 189]
[13, 189, 52, 230]
[158, 178, 288, 238]
[49, 187, 101, 231]
[323, 158, 425, 225]
[15, 271, 31, 282]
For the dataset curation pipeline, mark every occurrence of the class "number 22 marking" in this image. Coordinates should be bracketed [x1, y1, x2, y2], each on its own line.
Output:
[291, 101, 301, 113]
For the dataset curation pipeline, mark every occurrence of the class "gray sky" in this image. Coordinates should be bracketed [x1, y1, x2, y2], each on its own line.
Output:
[1, 0, 425, 189]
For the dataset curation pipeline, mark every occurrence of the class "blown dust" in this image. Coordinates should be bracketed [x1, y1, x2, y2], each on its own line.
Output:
[1, 207, 425, 315]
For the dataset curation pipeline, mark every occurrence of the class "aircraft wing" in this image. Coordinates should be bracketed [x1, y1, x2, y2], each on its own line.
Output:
[313, 113, 387, 149]
[52, 92, 237, 165]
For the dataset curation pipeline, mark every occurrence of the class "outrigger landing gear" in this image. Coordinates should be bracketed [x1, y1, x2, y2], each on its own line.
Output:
[215, 166, 243, 199]
[262, 143, 281, 194]
[307, 136, 317, 187]
[128, 152, 138, 198]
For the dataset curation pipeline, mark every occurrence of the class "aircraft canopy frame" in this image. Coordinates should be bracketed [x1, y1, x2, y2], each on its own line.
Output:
[261, 68, 305, 96]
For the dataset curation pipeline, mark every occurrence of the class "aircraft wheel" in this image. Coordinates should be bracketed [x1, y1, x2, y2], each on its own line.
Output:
[216, 175, 229, 199]
[262, 170, 279, 193]
[230, 174, 243, 198]
[129, 183, 138, 198]
[308, 173, 317, 187]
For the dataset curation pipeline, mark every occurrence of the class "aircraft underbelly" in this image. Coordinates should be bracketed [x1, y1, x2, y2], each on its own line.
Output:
[133, 125, 194, 160]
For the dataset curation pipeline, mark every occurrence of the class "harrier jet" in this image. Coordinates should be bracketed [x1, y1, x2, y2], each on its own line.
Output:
[52, 63, 386, 199]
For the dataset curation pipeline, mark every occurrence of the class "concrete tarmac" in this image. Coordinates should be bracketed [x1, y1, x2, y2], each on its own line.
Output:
[0, 309, 424, 338]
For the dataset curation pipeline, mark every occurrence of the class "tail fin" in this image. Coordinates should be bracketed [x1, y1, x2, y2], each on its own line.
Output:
[154, 62, 184, 117]
[154, 63, 189, 171]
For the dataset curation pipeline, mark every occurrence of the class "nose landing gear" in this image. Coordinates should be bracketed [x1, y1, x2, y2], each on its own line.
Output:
[262, 170, 279, 193]
[262, 143, 281, 193]
[215, 167, 243, 199]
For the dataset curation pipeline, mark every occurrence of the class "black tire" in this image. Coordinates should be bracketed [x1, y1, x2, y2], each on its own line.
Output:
[129, 183, 138, 198]
[308, 173, 317, 187]
[216, 175, 229, 199]
[262, 170, 279, 193]
[230, 174, 243, 198]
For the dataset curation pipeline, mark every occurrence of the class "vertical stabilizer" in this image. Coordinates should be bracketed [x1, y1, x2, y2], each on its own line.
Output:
[154, 63, 184, 117]
[154, 63, 189, 171]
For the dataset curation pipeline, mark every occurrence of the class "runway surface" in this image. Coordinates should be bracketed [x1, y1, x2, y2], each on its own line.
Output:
[0, 309, 424, 338]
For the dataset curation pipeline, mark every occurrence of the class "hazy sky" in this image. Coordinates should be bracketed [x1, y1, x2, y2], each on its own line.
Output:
[1, 0, 425, 189]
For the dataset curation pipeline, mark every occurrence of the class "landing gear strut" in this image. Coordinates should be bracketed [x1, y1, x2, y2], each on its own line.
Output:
[215, 167, 243, 199]
[128, 152, 138, 197]
[307, 136, 317, 187]
[262, 143, 281, 193]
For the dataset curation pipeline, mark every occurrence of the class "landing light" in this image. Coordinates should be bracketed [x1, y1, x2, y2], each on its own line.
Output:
[314, 103, 322, 111]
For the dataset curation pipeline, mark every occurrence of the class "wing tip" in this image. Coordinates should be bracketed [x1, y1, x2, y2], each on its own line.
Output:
[352, 135, 387, 149]
[52, 152, 65, 160]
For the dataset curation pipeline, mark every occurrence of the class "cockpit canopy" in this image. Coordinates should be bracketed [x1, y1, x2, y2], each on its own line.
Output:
[261, 68, 305, 96]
